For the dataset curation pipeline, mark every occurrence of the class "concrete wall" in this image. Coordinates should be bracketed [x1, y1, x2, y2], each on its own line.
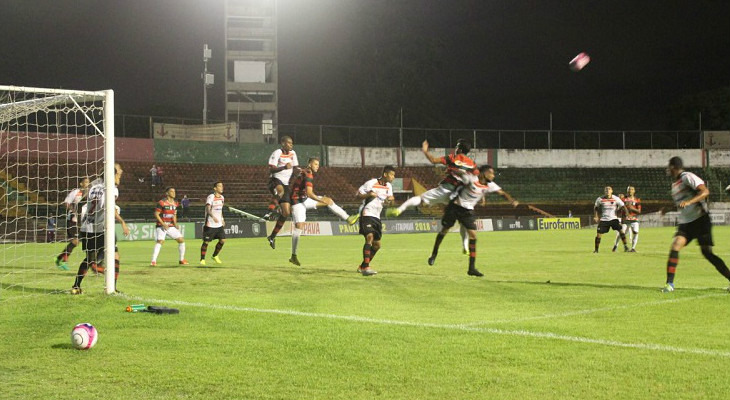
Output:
[495, 149, 705, 168]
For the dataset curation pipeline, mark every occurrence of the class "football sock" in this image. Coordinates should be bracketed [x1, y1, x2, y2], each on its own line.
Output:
[370, 246, 379, 262]
[619, 232, 628, 246]
[431, 232, 446, 258]
[114, 259, 120, 282]
[178, 242, 186, 261]
[701, 248, 730, 280]
[459, 225, 468, 252]
[291, 228, 302, 255]
[73, 259, 90, 288]
[58, 242, 76, 261]
[613, 232, 621, 248]
[666, 250, 679, 284]
[151, 243, 162, 262]
[632, 233, 639, 249]
[468, 239, 476, 270]
[271, 216, 286, 238]
[327, 203, 349, 220]
[594, 237, 601, 252]
[212, 241, 224, 257]
[200, 242, 209, 260]
[361, 243, 372, 268]
[397, 195, 422, 213]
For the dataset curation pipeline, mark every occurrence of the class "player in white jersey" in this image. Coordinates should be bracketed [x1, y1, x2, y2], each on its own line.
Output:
[265, 135, 299, 220]
[71, 164, 129, 295]
[663, 156, 730, 293]
[265, 136, 300, 248]
[593, 186, 630, 253]
[55, 177, 90, 270]
[354, 166, 396, 276]
[200, 181, 226, 266]
[427, 165, 518, 277]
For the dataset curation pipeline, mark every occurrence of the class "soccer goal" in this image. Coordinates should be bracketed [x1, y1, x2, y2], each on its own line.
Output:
[0, 85, 116, 299]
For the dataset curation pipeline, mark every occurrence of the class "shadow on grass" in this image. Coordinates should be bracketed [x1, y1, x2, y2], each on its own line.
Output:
[51, 343, 76, 350]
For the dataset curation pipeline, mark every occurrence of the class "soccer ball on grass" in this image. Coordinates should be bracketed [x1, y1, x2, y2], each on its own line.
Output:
[71, 323, 98, 350]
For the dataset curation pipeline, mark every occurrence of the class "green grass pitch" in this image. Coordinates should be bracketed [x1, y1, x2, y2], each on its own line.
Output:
[2, 226, 730, 399]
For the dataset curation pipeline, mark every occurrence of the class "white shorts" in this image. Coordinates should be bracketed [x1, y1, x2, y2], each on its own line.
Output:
[421, 186, 453, 206]
[292, 198, 319, 224]
[155, 226, 183, 241]
[624, 220, 639, 233]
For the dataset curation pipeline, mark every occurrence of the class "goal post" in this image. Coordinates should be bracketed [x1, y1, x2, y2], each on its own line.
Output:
[0, 85, 116, 299]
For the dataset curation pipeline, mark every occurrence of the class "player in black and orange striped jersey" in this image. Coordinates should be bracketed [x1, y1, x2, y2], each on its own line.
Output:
[286, 157, 352, 266]
[150, 187, 188, 266]
[613, 186, 642, 252]
[387, 138, 477, 254]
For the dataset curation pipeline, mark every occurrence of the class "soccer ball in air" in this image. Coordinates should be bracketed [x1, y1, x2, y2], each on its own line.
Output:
[71, 323, 98, 350]
[569, 52, 591, 71]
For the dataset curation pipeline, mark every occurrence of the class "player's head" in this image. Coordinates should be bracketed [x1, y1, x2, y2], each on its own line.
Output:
[626, 186, 635, 196]
[381, 165, 396, 183]
[165, 186, 176, 198]
[308, 157, 320, 173]
[667, 156, 683, 177]
[114, 163, 123, 185]
[478, 165, 495, 182]
[455, 139, 471, 155]
[604, 186, 613, 196]
[213, 181, 223, 194]
[280, 135, 293, 152]
[79, 177, 90, 189]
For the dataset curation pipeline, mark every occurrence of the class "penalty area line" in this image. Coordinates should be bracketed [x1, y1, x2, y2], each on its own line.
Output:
[124, 295, 730, 359]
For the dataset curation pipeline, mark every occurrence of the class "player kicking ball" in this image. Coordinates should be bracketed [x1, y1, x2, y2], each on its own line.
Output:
[289, 157, 353, 266]
[428, 165, 518, 277]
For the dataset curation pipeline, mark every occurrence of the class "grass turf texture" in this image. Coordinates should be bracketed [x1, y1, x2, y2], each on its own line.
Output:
[2, 226, 730, 399]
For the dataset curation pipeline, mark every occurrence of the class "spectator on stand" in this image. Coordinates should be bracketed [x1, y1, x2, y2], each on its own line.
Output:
[150, 164, 158, 187]
[180, 195, 190, 219]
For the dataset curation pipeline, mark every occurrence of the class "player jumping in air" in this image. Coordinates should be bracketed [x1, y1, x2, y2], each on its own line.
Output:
[266, 135, 299, 249]
[593, 186, 630, 253]
[663, 156, 730, 292]
[386, 139, 477, 254]
[289, 157, 353, 266]
[428, 165, 518, 277]
[150, 187, 188, 266]
[55, 177, 90, 270]
[355, 166, 396, 276]
[613, 186, 641, 252]
[200, 181, 225, 266]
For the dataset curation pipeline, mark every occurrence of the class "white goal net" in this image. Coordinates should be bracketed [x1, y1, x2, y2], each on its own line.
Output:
[0, 85, 115, 300]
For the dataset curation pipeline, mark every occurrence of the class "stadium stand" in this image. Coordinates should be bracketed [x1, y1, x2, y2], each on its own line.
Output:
[5, 161, 730, 221]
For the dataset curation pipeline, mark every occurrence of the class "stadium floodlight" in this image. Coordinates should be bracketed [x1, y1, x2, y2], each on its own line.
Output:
[202, 44, 214, 125]
[0, 85, 116, 299]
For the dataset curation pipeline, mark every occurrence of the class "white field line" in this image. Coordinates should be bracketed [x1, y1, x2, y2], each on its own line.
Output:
[461, 292, 726, 327]
[125, 295, 730, 359]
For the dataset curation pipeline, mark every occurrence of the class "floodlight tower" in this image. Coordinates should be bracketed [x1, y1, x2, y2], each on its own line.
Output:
[202, 44, 214, 125]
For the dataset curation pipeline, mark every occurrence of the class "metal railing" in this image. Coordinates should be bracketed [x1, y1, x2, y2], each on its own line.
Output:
[114, 115, 702, 150]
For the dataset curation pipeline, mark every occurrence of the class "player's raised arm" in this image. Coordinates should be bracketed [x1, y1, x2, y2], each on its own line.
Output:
[421, 140, 442, 165]
[497, 190, 519, 207]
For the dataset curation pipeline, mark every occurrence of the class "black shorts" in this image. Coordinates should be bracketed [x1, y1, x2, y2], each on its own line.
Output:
[203, 226, 226, 242]
[81, 231, 105, 254]
[441, 203, 477, 230]
[359, 216, 382, 241]
[597, 219, 622, 234]
[66, 219, 79, 239]
[268, 178, 292, 204]
[675, 214, 713, 246]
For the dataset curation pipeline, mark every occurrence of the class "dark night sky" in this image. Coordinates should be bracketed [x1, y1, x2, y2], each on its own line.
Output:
[1, 0, 729, 130]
